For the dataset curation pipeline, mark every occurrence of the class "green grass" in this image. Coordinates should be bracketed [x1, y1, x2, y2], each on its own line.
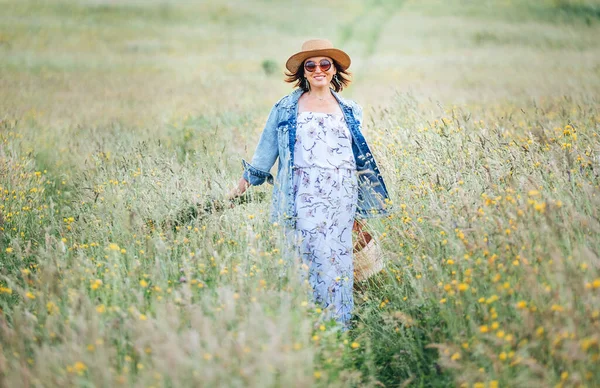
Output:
[1, 0, 600, 386]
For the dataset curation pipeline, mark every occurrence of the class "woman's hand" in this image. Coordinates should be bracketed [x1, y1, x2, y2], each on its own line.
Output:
[227, 178, 250, 204]
[353, 219, 372, 251]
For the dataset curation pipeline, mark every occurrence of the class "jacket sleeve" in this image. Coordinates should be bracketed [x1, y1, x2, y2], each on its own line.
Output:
[241, 104, 279, 186]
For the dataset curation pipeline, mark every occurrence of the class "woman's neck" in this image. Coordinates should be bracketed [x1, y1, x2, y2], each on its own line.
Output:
[307, 86, 331, 101]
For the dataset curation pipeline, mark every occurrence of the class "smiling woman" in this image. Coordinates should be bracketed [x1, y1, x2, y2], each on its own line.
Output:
[284, 39, 352, 92]
[228, 39, 392, 330]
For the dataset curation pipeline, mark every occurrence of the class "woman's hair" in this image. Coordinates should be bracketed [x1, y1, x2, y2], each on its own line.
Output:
[284, 58, 351, 92]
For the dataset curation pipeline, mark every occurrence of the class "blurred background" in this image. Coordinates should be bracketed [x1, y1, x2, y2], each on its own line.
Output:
[2, 0, 599, 129]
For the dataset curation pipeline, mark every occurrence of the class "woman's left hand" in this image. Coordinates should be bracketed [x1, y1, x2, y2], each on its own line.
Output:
[353, 219, 372, 251]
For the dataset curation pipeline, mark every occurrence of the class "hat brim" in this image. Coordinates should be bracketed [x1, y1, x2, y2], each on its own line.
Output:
[285, 48, 351, 73]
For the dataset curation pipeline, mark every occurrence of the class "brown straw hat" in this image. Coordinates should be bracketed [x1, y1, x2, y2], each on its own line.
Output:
[285, 39, 351, 73]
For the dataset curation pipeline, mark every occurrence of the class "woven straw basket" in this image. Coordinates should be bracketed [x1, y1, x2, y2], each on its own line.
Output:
[353, 238, 385, 282]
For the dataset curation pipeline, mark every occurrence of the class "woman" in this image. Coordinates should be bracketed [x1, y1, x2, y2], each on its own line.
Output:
[229, 39, 391, 328]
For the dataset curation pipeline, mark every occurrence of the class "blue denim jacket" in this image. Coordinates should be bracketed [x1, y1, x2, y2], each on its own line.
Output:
[242, 88, 391, 227]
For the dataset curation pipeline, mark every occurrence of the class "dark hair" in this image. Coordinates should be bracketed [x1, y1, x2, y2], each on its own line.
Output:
[284, 58, 351, 92]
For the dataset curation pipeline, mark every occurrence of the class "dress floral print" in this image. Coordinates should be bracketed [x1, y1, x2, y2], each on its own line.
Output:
[293, 111, 358, 326]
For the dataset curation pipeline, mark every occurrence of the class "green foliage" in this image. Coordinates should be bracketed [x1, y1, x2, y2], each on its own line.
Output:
[1, 0, 600, 386]
[261, 59, 278, 76]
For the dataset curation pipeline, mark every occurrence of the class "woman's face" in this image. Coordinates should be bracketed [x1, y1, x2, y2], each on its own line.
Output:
[303, 56, 336, 89]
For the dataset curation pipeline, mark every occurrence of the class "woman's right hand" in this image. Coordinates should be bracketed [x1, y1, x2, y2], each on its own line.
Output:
[227, 178, 250, 203]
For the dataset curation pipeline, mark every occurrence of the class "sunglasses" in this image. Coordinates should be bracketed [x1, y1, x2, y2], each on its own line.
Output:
[304, 59, 332, 72]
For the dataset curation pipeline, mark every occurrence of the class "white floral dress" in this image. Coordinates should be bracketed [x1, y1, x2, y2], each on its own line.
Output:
[293, 111, 358, 326]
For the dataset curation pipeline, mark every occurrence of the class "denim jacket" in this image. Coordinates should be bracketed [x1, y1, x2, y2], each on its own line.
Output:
[242, 88, 391, 228]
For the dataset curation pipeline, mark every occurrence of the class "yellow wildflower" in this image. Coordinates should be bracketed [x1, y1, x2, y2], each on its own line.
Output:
[74, 361, 87, 375]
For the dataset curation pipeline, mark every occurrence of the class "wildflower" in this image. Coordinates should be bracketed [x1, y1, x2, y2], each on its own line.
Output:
[516, 301, 527, 309]
[74, 361, 87, 375]
[480, 325, 489, 333]
[46, 302, 59, 314]
[91, 279, 103, 290]
[351, 342, 360, 349]
[5, 247, 12, 253]
[139, 314, 147, 321]
[314, 371, 322, 379]
[0, 286, 12, 294]
[534, 202, 546, 213]
[450, 352, 460, 361]
[581, 338, 598, 351]
[458, 283, 469, 291]
[139, 279, 148, 288]
[96, 304, 106, 314]
[551, 304, 564, 312]
[25, 292, 36, 299]
[108, 243, 120, 251]
[592, 279, 600, 289]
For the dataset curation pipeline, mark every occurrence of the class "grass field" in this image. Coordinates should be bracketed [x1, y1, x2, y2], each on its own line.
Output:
[1, 0, 600, 386]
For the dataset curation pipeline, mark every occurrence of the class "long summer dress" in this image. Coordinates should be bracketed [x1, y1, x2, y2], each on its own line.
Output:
[292, 111, 358, 326]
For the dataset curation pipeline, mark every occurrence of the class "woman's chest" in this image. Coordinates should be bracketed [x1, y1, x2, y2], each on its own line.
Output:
[297, 97, 343, 115]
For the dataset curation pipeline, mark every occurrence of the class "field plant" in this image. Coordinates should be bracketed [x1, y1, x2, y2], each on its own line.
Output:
[1, 0, 600, 386]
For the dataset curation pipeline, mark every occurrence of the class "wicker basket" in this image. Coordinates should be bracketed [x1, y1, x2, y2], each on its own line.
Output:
[353, 237, 385, 282]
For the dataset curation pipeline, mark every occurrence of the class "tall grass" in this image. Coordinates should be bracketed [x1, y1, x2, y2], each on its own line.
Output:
[1, 0, 600, 386]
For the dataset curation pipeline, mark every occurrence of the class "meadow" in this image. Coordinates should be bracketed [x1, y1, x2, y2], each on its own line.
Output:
[1, 0, 600, 386]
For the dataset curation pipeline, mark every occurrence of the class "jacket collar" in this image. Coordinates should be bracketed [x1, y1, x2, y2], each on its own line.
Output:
[281, 88, 350, 110]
